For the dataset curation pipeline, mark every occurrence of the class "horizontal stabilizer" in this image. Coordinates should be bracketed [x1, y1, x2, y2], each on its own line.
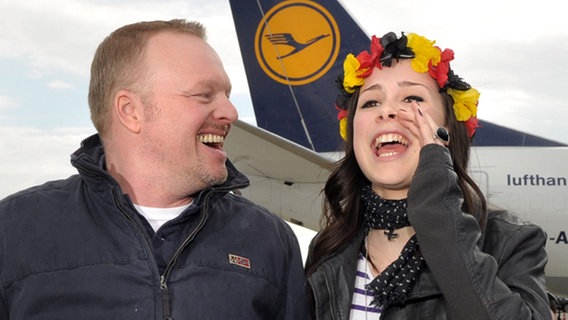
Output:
[474, 120, 567, 146]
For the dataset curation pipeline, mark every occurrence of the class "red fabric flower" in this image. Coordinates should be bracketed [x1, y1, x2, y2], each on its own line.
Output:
[465, 116, 479, 138]
[336, 106, 348, 120]
[357, 35, 383, 78]
[428, 48, 454, 88]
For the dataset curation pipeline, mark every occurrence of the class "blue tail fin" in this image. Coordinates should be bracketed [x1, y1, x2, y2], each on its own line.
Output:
[229, 0, 368, 152]
[229, 0, 566, 149]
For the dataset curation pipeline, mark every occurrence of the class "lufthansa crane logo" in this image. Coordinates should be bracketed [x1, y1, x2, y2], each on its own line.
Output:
[255, 0, 340, 86]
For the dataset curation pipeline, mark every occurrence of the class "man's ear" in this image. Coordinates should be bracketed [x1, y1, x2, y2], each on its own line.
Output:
[113, 89, 143, 134]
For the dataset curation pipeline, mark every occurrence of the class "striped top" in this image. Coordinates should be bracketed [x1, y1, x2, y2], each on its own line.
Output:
[349, 252, 382, 319]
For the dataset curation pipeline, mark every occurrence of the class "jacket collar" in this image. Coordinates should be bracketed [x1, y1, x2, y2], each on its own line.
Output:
[70, 134, 250, 200]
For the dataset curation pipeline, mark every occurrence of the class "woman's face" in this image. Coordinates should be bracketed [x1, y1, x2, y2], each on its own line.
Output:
[353, 59, 446, 199]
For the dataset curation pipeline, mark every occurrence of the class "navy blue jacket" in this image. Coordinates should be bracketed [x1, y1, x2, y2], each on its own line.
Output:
[0, 134, 308, 320]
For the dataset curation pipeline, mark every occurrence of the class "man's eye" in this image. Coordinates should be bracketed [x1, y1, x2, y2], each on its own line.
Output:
[193, 93, 213, 101]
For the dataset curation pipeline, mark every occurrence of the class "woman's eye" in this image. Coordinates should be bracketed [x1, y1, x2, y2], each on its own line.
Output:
[360, 100, 380, 109]
[404, 95, 423, 103]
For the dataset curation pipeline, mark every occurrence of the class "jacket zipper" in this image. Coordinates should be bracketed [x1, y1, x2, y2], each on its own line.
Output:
[107, 186, 173, 320]
[157, 185, 247, 318]
[158, 190, 213, 320]
[160, 275, 173, 320]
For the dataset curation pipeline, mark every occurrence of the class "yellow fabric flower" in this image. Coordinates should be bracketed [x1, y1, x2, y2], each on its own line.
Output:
[343, 54, 365, 93]
[339, 117, 348, 141]
[448, 87, 480, 121]
[407, 33, 440, 73]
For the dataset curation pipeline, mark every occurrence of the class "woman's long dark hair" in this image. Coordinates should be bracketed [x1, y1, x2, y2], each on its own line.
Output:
[305, 88, 487, 277]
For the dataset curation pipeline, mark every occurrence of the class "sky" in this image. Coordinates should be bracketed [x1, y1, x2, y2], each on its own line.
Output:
[1, 0, 567, 199]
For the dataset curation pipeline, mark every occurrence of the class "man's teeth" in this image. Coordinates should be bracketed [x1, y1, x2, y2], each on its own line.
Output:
[199, 134, 224, 144]
[374, 133, 409, 149]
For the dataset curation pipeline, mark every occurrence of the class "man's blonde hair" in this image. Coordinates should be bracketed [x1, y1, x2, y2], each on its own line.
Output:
[88, 19, 206, 137]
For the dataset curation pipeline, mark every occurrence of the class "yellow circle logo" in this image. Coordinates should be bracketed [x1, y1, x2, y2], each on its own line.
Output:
[255, 0, 340, 86]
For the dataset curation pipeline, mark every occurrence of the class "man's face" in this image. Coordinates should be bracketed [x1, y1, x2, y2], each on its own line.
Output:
[138, 31, 238, 196]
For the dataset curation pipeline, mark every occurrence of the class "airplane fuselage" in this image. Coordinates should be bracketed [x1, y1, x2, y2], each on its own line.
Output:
[469, 146, 568, 296]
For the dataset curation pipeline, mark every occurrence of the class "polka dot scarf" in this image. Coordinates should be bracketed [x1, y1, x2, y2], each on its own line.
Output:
[361, 184, 425, 309]
[361, 184, 410, 239]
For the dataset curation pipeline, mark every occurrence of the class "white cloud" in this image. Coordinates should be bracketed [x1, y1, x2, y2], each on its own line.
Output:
[0, 1, 232, 77]
[47, 80, 73, 89]
[27, 69, 46, 79]
[0, 126, 95, 199]
[0, 96, 19, 110]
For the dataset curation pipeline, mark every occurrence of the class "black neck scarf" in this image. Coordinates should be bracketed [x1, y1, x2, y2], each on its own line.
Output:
[360, 184, 425, 310]
[361, 184, 410, 240]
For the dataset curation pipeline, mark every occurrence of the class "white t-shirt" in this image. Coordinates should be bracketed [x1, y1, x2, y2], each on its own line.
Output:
[133, 203, 192, 232]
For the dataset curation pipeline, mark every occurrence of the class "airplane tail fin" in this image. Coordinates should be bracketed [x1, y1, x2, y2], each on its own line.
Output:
[230, 0, 566, 149]
[229, 0, 368, 152]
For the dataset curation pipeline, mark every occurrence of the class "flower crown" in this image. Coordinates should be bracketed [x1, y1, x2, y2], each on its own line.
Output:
[335, 32, 480, 141]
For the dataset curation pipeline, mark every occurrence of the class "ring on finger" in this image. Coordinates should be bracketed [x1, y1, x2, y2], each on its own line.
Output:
[434, 127, 450, 143]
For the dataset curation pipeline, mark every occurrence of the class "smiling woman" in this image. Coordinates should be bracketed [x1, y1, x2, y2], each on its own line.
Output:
[305, 31, 552, 320]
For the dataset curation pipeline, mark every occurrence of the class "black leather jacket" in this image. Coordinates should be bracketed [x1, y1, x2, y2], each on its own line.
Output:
[0, 134, 308, 320]
[307, 145, 551, 320]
